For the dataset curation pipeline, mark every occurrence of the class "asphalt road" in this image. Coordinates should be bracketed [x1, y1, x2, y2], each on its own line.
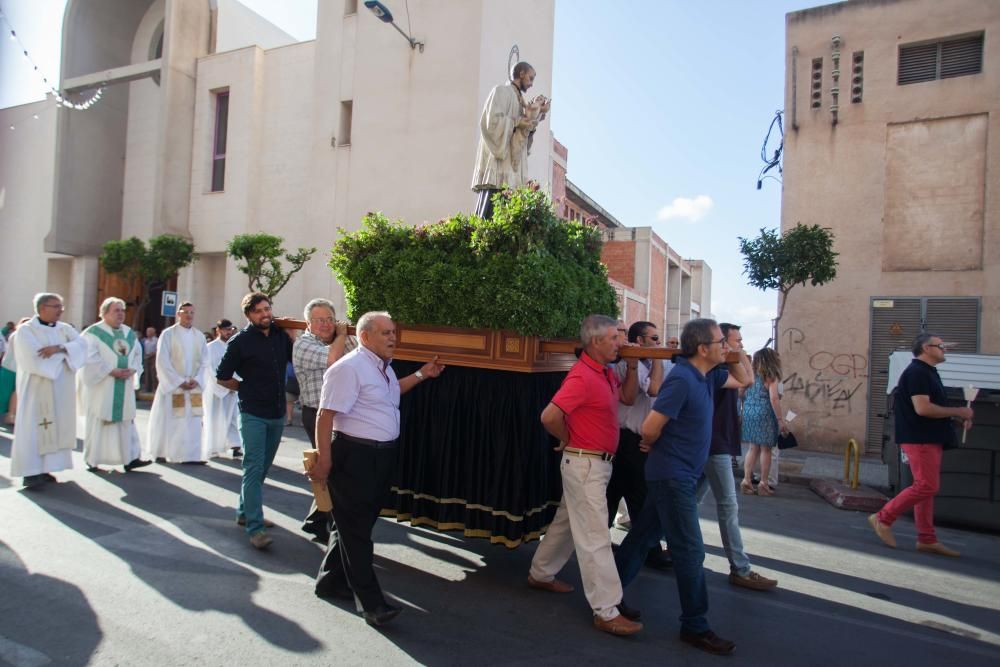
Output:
[1, 408, 998, 667]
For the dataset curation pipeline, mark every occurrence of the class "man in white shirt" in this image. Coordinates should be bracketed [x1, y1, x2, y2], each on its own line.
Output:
[140, 327, 158, 392]
[308, 311, 444, 627]
[79, 297, 150, 472]
[146, 302, 209, 463]
[11, 293, 88, 488]
[203, 319, 242, 459]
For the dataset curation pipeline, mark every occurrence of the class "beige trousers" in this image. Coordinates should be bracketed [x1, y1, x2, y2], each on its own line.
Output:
[529, 454, 622, 621]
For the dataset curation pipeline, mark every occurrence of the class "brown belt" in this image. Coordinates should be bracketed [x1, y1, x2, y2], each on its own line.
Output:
[563, 446, 615, 463]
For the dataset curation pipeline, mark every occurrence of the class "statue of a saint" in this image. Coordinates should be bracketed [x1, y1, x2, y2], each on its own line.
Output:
[471, 61, 551, 219]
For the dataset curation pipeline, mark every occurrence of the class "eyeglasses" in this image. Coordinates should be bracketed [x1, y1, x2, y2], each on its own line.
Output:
[706, 337, 729, 347]
[641, 334, 660, 342]
[41, 303, 64, 310]
[927, 344, 946, 350]
[617, 328, 627, 334]
[310, 317, 335, 325]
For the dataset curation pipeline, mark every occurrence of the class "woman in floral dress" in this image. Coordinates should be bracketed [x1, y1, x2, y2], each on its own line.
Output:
[741, 347, 787, 496]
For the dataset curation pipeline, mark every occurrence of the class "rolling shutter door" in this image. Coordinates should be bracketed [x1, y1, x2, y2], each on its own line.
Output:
[866, 299, 922, 454]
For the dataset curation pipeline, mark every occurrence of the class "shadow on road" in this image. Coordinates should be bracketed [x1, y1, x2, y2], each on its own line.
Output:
[20, 479, 323, 655]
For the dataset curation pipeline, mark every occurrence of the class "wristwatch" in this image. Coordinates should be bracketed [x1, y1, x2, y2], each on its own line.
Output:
[414, 370, 424, 380]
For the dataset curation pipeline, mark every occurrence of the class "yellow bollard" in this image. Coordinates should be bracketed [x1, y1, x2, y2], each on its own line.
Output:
[843, 438, 860, 489]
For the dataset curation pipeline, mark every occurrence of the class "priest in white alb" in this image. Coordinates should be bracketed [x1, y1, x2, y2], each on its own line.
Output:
[146, 301, 210, 463]
[79, 297, 151, 473]
[11, 293, 88, 488]
[203, 318, 242, 459]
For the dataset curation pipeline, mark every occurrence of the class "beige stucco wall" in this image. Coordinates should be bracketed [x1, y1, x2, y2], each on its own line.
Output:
[781, 0, 999, 452]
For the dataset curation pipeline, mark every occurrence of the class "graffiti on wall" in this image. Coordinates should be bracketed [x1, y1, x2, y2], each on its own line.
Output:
[782, 328, 867, 415]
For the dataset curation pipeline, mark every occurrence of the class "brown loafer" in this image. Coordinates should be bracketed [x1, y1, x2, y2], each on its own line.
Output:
[867, 514, 897, 548]
[916, 542, 960, 557]
[680, 630, 736, 655]
[527, 575, 574, 593]
[594, 613, 643, 636]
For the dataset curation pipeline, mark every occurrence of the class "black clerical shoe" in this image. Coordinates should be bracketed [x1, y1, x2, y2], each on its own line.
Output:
[88, 466, 101, 473]
[22, 474, 46, 489]
[680, 630, 736, 655]
[315, 582, 354, 601]
[124, 459, 152, 472]
[231, 448, 243, 458]
[363, 603, 402, 627]
[645, 548, 673, 571]
[155, 457, 167, 464]
[617, 601, 642, 622]
[42, 473, 57, 483]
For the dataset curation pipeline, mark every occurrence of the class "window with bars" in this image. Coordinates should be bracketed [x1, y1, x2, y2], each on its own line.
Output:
[898, 33, 984, 85]
[211, 91, 229, 192]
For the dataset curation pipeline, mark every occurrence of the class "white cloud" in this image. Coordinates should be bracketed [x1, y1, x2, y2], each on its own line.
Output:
[656, 195, 714, 223]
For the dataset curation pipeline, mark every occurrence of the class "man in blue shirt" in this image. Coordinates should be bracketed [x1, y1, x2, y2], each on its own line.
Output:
[615, 318, 749, 656]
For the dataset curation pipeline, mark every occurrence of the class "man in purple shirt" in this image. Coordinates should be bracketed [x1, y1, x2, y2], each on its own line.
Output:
[308, 311, 444, 627]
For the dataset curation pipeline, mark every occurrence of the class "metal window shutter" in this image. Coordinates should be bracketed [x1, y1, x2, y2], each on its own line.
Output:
[866, 299, 922, 454]
[898, 43, 939, 85]
[925, 298, 980, 352]
[940, 35, 984, 78]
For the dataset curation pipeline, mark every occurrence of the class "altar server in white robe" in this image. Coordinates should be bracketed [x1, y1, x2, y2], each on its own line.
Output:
[79, 297, 151, 472]
[146, 301, 210, 463]
[11, 293, 88, 488]
[203, 318, 242, 459]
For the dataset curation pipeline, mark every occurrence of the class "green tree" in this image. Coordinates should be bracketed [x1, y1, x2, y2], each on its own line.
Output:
[738, 223, 838, 342]
[225, 233, 317, 298]
[100, 235, 196, 329]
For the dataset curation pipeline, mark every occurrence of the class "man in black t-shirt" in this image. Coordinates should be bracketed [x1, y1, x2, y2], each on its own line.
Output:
[696, 323, 776, 591]
[868, 333, 973, 557]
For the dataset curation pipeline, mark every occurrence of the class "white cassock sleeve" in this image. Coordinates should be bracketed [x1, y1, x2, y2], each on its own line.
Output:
[16, 323, 86, 380]
[480, 86, 515, 161]
[192, 336, 210, 390]
[81, 335, 114, 386]
[129, 333, 143, 390]
[155, 328, 185, 392]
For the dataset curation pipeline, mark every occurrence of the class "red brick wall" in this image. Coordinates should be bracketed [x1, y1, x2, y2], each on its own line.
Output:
[601, 241, 636, 288]
[624, 297, 646, 328]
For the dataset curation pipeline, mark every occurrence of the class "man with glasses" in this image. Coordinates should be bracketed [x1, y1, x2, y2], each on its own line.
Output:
[615, 318, 750, 655]
[203, 319, 242, 459]
[11, 293, 88, 488]
[868, 333, 972, 557]
[607, 321, 672, 570]
[294, 298, 356, 542]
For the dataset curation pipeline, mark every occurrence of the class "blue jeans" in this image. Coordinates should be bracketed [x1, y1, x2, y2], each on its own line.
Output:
[238, 413, 285, 535]
[616, 478, 710, 635]
[696, 454, 751, 576]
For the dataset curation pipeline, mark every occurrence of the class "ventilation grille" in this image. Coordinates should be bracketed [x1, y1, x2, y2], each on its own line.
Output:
[851, 51, 864, 103]
[811, 58, 823, 109]
[898, 33, 983, 85]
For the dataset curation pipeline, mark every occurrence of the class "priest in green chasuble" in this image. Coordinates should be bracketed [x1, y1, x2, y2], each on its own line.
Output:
[79, 297, 150, 472]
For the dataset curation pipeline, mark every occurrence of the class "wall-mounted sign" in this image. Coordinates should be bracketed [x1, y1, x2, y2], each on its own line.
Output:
[161, 291, 178, 318]
[873, 299, 895, 308]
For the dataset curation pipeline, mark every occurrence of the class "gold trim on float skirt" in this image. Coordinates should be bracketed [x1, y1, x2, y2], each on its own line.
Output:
[379, 509, 549, 549]
[390, 486, 559, 522]
[383, 487, 560, 549]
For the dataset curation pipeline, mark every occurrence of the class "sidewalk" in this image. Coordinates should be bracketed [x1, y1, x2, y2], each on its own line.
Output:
[775, 448, 889, 492]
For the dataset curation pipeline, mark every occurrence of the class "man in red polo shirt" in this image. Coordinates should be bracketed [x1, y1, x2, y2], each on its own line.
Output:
[527, 314, 643, 636]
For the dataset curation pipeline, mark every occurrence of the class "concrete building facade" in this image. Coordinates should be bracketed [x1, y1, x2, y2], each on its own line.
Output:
[0, 0, 555, 330]
[781, 0, 998, 453]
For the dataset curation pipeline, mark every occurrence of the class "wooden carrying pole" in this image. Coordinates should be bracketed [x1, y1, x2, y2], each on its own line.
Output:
[273, 318, 738, 363]
[302, 450, 333, 512]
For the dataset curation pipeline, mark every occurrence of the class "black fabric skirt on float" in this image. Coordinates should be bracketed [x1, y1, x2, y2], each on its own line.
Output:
[385, 360, 565, 548]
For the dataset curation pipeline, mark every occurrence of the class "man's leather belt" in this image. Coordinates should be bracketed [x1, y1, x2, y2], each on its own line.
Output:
[563, 446, 615, 463]
[333, 431, 397, 448]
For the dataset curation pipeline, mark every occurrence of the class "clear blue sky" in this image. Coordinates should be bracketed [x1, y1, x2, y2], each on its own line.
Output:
[0, 0, 814, 350]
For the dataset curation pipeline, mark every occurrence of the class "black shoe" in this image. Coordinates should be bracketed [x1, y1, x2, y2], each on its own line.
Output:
[180, 460, 207, 465]
[42, 473, 57, 483]
[231, 448, 243, 458]
[88, 466, 101, 473]
[22, 474, 47, 489]
[645, 548, 673, 571]
[363, 603, 402, 627]
[125, 459, 152, 472]
[617, 601, 642, 622]
[680, 630, 736, 655]
[155, 457, 167, 464]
